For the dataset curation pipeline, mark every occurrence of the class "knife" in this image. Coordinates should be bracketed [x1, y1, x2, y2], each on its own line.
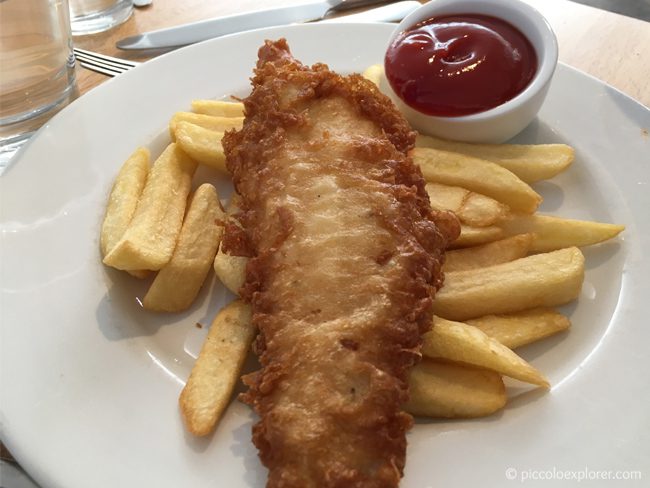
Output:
[322, 1, 420, 23]
[116, 0, 415, 51]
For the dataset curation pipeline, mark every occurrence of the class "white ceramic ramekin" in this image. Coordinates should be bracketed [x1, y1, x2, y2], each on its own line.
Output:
[382, 0, 558, 143]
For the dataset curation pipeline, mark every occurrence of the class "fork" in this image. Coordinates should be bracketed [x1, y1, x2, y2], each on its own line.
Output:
[73, 48, 140, 77]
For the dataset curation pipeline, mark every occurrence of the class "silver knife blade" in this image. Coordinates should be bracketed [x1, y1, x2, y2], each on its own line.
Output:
[117, 0, 340, 50]
[322, 1, 419, 24]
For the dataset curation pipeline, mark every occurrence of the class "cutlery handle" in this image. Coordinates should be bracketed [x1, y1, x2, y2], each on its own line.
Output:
[117, 1, 331, 50]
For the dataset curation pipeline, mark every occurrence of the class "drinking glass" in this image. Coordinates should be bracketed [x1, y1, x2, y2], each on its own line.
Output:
[0, 0, 77, 168]
[68, 0, 133, 35]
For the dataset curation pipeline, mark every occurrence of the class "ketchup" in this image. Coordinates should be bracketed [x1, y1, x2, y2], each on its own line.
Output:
[385, 14, 537, 117]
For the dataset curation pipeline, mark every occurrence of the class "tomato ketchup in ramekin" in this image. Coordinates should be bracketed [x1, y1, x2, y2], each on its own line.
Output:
[383, 0, 558, 143]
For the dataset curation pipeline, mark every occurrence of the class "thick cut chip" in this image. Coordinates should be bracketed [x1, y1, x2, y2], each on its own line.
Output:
[213, 248, 248, 295]
[213, 196, 248, 293]
[467, 308, 571, 349]
[422, 317, 549, 386]
[143, 184, 226, 312]
[169, 112, 243, 140]
[433, 247, 585, 320]
[175, 122, 227, 173]
[103, 143, 197, 271]
[451, 224, 505, 248]
[100, 147, 150, 257]
[460, 190, 510, 226]
[405, 360, 506, 418]
[416, 134, 574, 183]
[444, 234, 534, 272]
[362, 64, 383, 86]
[426, 182, 509, 227]
[500, 214, 625, 252]
[190, 99, 244, 117]
[413, 147, 542, 213]
[179, 300, 255, 436]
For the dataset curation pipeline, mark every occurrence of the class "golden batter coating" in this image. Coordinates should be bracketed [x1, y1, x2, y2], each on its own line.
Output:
[222, 39, 459, 488]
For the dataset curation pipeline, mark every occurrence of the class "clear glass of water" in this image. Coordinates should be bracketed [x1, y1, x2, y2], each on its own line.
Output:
[0, 0, 77, 168]
[68, 0, 133, 35]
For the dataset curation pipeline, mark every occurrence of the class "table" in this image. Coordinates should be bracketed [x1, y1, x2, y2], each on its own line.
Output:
[2, 0, 649, 482]
[72, 0, 650, 107]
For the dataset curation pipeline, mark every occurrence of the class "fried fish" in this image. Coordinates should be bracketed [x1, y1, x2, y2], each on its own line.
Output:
[222, 39, 459, 488]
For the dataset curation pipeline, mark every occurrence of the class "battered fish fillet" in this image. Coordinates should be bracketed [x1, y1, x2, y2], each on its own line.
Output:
[222, 39, 459, 488]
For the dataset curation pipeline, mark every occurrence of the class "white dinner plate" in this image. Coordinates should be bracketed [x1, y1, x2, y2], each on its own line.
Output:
[1, 23, 649, 488]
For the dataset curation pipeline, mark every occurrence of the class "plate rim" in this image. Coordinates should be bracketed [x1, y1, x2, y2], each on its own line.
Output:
[2, 21, 650, 488]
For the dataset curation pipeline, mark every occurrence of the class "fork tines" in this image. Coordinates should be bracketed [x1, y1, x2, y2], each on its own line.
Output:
[73, 48, 140, 77]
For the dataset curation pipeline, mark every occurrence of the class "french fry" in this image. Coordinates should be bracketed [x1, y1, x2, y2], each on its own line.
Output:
[362, 64, 383, 86]
[500, 214, 625, 252]
[423, 317, 549, 386]
[213, 248, 248, 295]
[100, 147, 150, 258]
[405, 359, 506, 418]
[416, 134, 574, 183]
[433, 247, 585, 321]
[179, 300, 255, 436]
[413, 147, 542, 213]
[190, 99, 244, 117]
[467, 308, 570, 349]
[451, 224, 505, 248]
[426, 182, 509, 227]
[169, 112, 243, 140]
[213, 195, 248, 293]
[444, 234, 534, 272]
[175, 122, 227, 173]
[103, 143, 197, 271]
[143, 184, 226, 312]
